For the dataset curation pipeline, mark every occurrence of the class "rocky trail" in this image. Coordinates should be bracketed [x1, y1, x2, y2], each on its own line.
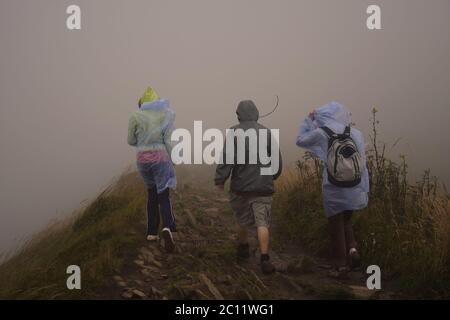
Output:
[106, 184, 390, 300]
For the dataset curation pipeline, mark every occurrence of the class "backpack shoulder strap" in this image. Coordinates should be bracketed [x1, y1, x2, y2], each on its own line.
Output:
[343, 125, 351, 137]
[320, 126, 336, 138]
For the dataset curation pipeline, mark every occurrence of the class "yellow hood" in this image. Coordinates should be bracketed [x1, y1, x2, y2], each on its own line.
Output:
[139, 87, 160, 105]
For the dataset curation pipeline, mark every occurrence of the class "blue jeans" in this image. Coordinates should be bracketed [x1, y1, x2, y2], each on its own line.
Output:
[147, 187, 176, 236]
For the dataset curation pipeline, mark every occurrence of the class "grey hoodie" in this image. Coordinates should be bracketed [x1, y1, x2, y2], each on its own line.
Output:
[215, 100, 282, 196]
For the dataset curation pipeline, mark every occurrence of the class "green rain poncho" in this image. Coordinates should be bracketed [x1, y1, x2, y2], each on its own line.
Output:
[128, 87, 176, 193]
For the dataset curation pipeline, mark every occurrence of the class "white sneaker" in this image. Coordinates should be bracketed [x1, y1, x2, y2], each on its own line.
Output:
[146, 235, 159, 242]
[161, 228, 175, 253]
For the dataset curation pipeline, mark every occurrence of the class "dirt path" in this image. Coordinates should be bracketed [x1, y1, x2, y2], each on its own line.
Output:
[107, 185, 388, 300]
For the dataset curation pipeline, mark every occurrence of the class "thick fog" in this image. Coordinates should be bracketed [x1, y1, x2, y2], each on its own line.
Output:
[1, 0, 449, 254]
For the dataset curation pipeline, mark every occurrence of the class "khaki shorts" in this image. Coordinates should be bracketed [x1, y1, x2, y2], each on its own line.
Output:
[229, 193, 273, 228]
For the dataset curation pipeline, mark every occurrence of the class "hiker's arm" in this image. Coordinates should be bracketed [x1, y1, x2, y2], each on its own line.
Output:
[215, 164, 233, 186]
[162, 110, 176, 160]
[127, 114, 138, 146]
[296, 118, 322, 148]
[268, 131, 283, 180]
[215, 137, 234, 186]
[163, 126, 174, 159]
[215, 162, 233, 186]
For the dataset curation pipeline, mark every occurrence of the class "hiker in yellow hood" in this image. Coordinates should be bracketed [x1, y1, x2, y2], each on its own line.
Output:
[128, 87, 177, 252]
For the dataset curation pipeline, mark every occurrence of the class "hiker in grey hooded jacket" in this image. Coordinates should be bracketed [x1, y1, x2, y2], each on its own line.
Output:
[215, 101, 282, 191]
[215, 100, 282, 274]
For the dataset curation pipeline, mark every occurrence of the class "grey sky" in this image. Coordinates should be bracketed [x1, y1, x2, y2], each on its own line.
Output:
[1, 0, 449, 253]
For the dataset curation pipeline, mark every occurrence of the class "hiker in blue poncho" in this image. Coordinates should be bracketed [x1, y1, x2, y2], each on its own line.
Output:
[296, 102, 369, 275]
[128, 87, 177, 253]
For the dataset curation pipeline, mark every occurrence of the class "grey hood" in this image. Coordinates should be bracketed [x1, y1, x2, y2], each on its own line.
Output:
[236, 100, 259, 122]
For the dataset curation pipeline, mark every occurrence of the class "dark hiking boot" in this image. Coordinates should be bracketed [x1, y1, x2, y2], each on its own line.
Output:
[260, 255, 275, 274]
[161, 228, 175, 253]
[237, 243, 250, 260]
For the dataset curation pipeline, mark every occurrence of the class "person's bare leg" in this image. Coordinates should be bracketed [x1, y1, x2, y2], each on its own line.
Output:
[257, 226, 270, 254]
[258, 225, 275, 274]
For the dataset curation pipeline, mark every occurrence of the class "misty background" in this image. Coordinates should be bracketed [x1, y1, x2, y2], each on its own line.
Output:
[1, 0, 449, 254]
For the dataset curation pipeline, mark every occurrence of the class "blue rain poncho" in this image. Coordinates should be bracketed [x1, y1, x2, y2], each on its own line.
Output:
[128, 88, 176, 193]
[296, 102, 369, 217]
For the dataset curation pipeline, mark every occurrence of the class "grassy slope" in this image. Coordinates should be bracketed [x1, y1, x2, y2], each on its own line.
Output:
[0, 165, 215, 299]
[0, 171, 146, 299]
[0, 164, 448, 299]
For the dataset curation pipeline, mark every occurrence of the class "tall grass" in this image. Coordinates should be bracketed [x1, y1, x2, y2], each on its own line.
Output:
[274, 109, 450, 298]
[0, 165, 215, 299]
[0, 170, 146, 299]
